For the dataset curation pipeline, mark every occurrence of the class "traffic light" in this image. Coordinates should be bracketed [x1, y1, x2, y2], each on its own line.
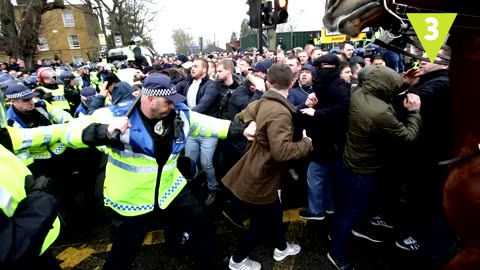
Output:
[274, 0, 289, 24]
[262, 1, 274, 26]
[247, 0, 261, 28]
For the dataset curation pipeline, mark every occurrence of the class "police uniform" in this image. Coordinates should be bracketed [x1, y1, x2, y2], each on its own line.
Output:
[36, 67, 70, 111]
[61, 74, 233, 270]
[0, 89, 61, 270]
[5, 85, 71, 169]
[74, 86, 96, 118]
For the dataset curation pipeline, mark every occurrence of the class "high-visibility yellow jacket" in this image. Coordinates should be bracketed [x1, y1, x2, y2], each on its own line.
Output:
[36, 85, 70, 111]
[61, 101, 231, 216]
[6, 124, 66, 166]
[127, 45, 135, 61]
[0, 144, 60, 258]
[6, 101, 71, 164]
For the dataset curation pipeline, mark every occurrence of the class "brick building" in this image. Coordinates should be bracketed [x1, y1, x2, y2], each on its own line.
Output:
[36, 4, 101, 64]
[1, 1, 101, 64]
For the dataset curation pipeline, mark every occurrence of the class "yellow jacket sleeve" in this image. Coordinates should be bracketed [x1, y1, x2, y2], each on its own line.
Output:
[7, 124, 65, 153]
[45, 101, 73, 124]
[189, 112, 231, 139]
[60, 108, 114, 148]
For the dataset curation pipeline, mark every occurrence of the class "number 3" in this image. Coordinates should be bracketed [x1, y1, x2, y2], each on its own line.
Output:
[424, 17, 439, 41]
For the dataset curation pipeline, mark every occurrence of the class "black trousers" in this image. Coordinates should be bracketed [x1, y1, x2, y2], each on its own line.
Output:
[6, 250, 61, 270]
[231, 196, 287, 263]
[103, 186, 217, 270]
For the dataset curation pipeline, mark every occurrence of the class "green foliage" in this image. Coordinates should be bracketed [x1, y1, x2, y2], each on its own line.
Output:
[240, 18, 257, 38]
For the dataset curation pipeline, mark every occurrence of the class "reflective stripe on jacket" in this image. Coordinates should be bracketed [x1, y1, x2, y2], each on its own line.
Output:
[61, 102, 230, 216]
[0, 144, 60, 256]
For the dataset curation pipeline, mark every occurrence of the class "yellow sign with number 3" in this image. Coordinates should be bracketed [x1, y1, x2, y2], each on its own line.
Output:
[407, 13, 457, 63]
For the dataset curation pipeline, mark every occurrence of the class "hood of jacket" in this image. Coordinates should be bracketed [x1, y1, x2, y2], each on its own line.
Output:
[112, 81, 135, 104]
[360, 65, 405, 102]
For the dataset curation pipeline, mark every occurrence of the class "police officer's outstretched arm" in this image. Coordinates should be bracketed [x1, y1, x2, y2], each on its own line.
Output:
[0, 146, 59, 267]
[61, 109, 130, 148]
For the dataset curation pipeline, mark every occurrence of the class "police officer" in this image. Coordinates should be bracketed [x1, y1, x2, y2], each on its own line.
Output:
[36, 67, 70, 111]
[4, 84, 76, 227]
[0, 89, 62, 270]
[74, 86, 96, 117]
[5, 84, 71, 170]
[59, 70, 81, 116]
[61, 73, 245, 270]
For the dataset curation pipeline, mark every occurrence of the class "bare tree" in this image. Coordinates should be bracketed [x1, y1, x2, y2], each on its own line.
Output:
[171, 29, 193, 55]
[0, 0, 65, 68]
[79, 0, 156, 48]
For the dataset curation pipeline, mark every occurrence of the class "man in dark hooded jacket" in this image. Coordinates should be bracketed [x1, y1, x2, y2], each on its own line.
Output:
[87, 73, 135, 114]
[298, 54, 350, 221]
[327, 65, 422, 270]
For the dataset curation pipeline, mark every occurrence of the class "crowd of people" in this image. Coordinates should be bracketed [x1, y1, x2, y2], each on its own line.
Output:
[0, 39, 456, 270]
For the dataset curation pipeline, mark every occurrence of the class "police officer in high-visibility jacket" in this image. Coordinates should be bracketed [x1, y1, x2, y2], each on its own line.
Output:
[5, 84, 72, 178]
[0, 89, 61, 270]
[35, 67, 70, 111]
[6, 123, 66, 170]
[61, 73, 239, 270]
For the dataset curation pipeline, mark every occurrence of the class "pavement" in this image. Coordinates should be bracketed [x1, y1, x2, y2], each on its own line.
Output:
[50, 177, 455, 270]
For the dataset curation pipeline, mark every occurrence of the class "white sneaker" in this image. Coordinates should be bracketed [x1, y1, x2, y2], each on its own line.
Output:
[229, 256, 261, 270]
[273, 242, 301, 261]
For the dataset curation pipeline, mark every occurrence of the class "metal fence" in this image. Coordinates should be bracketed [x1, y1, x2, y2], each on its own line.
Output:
[240, 30, 322, 50]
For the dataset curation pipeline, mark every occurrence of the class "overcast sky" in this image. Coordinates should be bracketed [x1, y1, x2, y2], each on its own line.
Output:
[150, 0, 327, 53]
[34, 0, 327, 53]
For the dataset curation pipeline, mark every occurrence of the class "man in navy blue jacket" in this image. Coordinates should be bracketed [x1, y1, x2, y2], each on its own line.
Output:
[176, 58, 220, 205]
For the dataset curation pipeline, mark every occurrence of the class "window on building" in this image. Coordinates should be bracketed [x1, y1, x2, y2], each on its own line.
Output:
[38, 36, 49, 51]
[73, 56, 84, 64]
[62, 11, 75, 27]
[67, 35, 81, 49]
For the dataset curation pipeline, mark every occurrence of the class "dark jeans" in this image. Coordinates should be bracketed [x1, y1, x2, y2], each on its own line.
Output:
[231, 196, 287, 263]
[329, 165, 379, 260]
[400, 166, 446, 240]
[103, 186, 216, 270]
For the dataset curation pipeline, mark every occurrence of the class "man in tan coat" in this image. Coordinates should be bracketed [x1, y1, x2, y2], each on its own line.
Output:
[222, 63, 313, 270]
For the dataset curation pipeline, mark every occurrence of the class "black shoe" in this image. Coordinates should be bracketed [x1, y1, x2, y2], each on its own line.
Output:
[351, 229, 383, 243]
[370, 215, 394, 229]
[396, 236, 420, 251]
[327, 253, 355, 270]
[205, 191, 216, 206]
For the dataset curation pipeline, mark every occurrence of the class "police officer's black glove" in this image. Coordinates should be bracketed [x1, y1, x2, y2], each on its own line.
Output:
[34, 87, 46, 99]
[43, 92, 54, 103]
[227, 119, 247, 139]
[25, 175, 59, 198]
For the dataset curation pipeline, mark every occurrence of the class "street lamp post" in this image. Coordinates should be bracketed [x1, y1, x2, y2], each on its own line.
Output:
[290, 9, 304, 49]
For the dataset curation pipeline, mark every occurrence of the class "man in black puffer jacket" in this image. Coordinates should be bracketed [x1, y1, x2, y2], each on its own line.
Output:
[298, 54, 351, 220]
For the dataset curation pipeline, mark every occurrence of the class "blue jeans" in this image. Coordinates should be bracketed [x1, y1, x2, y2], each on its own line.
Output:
[306, 159, 336, 215]
[185, 136, 219, 191]
[383, 50, 404, 73]
[329, 165, 379, 260]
